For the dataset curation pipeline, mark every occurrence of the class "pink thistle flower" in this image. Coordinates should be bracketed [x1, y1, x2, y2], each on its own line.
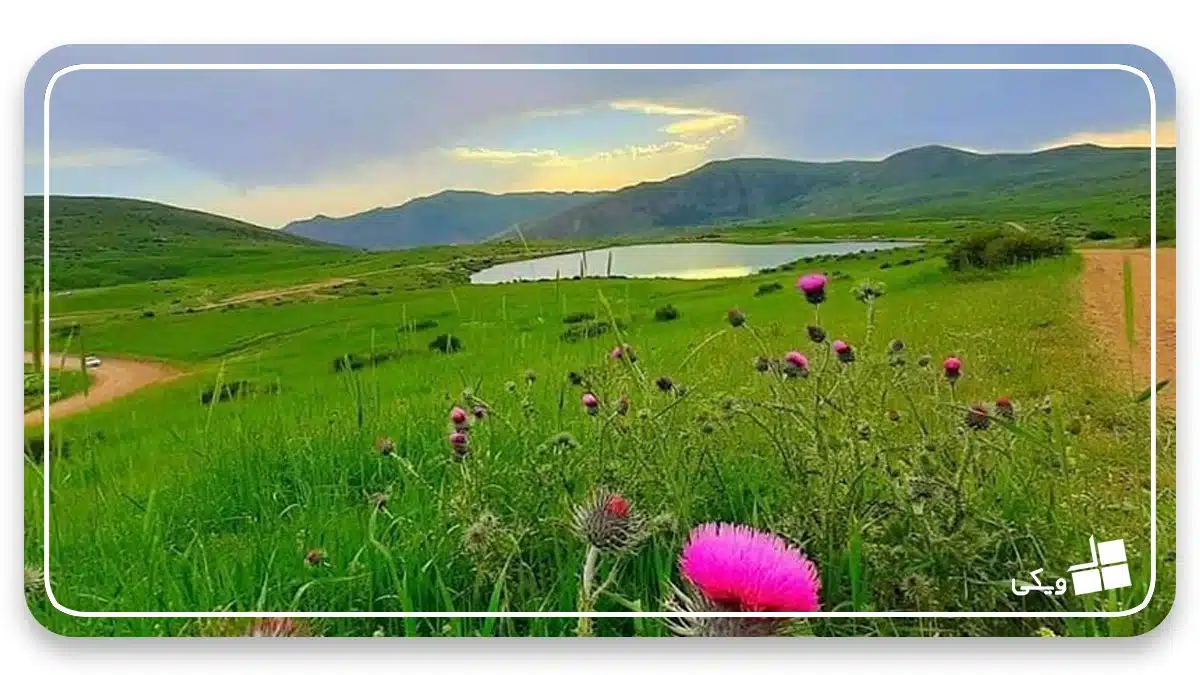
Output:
[995, 397, 1015, 419]
[448, 431, 469, 459]
[450, 407, 468, 425]
[680, 523, 820, 612]
[472, 405, 488, 420]
[582, 392, 600, 415]
[610, 345, 624, 360]
[605, 494, 630, 518]
[796, 274, 828, 304]
[785, 351, 809, 371]
[832, 339, 856, 364]
[943, 356, 963, 381]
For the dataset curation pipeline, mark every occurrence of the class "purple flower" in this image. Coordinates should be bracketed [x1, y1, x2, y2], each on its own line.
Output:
[796, 274, 828, 305]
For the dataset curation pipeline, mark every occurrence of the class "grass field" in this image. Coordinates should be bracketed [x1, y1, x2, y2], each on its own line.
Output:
[24, 228, 1174, 637]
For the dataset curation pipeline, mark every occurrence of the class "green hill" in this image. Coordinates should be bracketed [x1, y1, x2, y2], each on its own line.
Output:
[523, 145, 1175, 240]
[25, 196, 345, 289]
[282, 189, 606, 250]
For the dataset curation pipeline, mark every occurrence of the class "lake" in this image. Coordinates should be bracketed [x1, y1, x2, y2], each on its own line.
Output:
[470, 241, 919, 284]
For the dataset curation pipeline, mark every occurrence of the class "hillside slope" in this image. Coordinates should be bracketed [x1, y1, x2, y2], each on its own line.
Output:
[524, 145, 1174, 239]
[25, 196, 345, 289]
[283, 190, 606, 250]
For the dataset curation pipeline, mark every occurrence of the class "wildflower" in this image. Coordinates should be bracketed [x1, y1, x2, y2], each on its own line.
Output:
[965, 404, 991, 430]
[304, 549, 327, 567]
[368, 492, 389, 510]
[625, 344, 638, 364]
[504, 380, 517, 392]
[524, 369, 537, 383]
[463, 511, 500, 554]
[616, 394, 631, 416]
[450, 407, 469, 426]
[678, 523, 820, 612]
[994, 397, 1015, 420]
[807, 325, 827, 344]
[887, 408, 902, 423]
[888, 338, 905, 353]
[581, 392, 600, 415]
[461, 388, 475, 403]
[24, 565, 44, 598]
[943, 356, 963, 382]
[247, 618, 314, 637]
[917, 354, 932, 368]
[796, 274, 828, 304]
[656, 375, 675, 392]
[785, 351, 809, 371]
[449, 431, 469, 459]
[852, 279, 885, 303]
[374, 435, 395, 456]
[472, 405, 488, 420]
[832, 339, 856, 364]
[783, 351, 809, 378]
[753, 356, 772, 373]
[571, 487, 650, 554]
[675, 385, 690, 399]
[610, 345, 624, 360]
[567, 371, 585, 386]
[727, 308, 746, 328]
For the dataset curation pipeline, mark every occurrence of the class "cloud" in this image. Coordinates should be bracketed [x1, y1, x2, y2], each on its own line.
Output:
[25, 147, 158, 168]
[1040, 119, 1176, 149]
[449, 148, 560, 163]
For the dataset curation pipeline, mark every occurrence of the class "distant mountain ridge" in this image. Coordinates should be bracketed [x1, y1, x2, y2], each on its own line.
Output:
[283, 189, 606, 250]
[521, 144, 1174, 240]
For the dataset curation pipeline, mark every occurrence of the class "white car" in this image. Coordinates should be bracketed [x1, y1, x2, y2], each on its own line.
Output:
[84, 356, 102, 368]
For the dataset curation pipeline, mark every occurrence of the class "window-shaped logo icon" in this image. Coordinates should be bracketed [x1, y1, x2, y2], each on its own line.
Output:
[1068, 536, 1131, 596]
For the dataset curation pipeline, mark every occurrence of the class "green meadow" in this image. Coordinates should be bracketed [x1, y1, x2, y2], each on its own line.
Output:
[24, 225, 1174, 637]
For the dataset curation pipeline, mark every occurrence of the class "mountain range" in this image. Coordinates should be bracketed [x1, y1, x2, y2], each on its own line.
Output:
[282, 190, 605, 250]
[281, 144, 1173, 248]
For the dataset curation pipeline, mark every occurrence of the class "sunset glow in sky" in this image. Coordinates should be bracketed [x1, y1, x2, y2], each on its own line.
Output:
[25, 45, 1176, 227]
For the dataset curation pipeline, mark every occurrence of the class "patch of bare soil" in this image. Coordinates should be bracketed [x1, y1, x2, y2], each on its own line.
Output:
[23, 353, 182, 426]
[1079, 249, 1175, 408]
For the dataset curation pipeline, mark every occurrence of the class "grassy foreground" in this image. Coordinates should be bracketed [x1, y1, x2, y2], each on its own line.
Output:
[24, 244, 1174, 637]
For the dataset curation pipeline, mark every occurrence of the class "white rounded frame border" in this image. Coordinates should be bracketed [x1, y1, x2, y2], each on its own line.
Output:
[39, 61, 1161, 621]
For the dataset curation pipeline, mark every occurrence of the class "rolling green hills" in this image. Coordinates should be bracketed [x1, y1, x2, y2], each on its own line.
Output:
[25, 196, 350, 289]
[523, 145, 1175, 240]
[282, 189, 606, 249]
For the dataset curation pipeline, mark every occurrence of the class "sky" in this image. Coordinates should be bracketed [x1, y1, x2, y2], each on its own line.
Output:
[24, 45, 1176, 228]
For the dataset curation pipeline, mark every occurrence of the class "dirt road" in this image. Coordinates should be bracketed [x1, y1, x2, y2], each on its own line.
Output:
[23, 353, 182, 426]
[195, 277, 356, 311]
[1079, 249, 1176, 408]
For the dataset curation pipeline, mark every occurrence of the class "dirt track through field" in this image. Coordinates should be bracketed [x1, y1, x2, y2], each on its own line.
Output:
[23, 353, 182, 426]
[195, 277, 357, 310]
[1079, 249, 1175, 408]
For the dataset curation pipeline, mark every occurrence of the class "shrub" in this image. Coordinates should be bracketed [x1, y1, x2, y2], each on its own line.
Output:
[141, 310, 155, 318]
[754, 283, 782, 297]
[655, 304, 681, 321]
[199, 380, 261, 404]
[1085, 229, 1116, 241]
[562, 311, 596, 325]
[945, 229, 1067, 271]
[560, 319, 626, 343]
[429, 334, 463, 353]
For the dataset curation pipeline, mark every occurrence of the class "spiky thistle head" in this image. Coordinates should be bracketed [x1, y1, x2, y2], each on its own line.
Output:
[664, 582, 793, 637]
[806, 325, 827, 344]
[571, 487, 651, 555]
[374, 435, 395, 456]
[965, 404, 991, 430]
[727, 308, 746, 328]
[24, 565, 44, 598]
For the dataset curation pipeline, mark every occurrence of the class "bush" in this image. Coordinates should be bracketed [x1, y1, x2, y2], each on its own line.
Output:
[754, 283, 783, 297]
[429, 334, 463, 353]
[1085, 229, 1116, 241]
[562, 311, 596, 325]
[199, 380, 273, 404]
[945, 230, 1068, 272]
[560, 319, 626, 343]
[141, 310, 155, 318]
[654, 304, 680, 321]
